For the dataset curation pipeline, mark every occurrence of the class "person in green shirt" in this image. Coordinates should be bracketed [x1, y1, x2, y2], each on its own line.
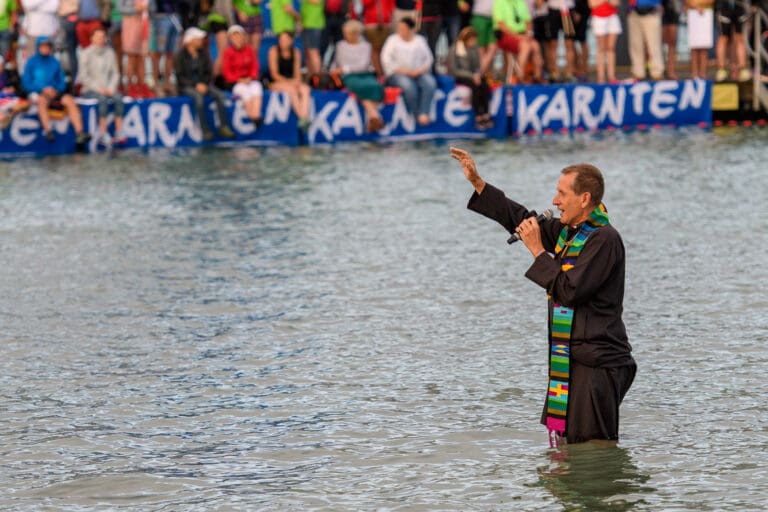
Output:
[300, 0, 325, 75]
[270, 0, 300, 36]
[0, 0, 18, 62]
[233, 0, 264, 57]
[492, 0, 543, 84]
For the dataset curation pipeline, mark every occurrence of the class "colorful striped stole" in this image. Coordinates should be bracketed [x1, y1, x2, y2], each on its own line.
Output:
[546, 203, 610, 447]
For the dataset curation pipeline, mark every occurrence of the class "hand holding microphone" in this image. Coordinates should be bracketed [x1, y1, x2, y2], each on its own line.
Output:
[507, 209, 553, 244]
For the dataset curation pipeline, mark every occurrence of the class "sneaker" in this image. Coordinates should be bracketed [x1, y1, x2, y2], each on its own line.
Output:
[252, 117, 263, 130]
[217, 126, 236, 139]
[113, 131, 127, 145]
[298, 117, 311, 132]
[75, 132, 91, 144]
[203, 129, 214, 141]
[738, 68, 752, 82]
[45, 129, 55, 142]
[139, 83, 156, 99]
[715, 68, 728, 82]
[99, 132, 113, 147]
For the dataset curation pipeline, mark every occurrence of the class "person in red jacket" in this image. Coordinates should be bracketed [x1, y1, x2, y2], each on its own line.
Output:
[361, 0, 396, 78]
[222, 24, 263, 128]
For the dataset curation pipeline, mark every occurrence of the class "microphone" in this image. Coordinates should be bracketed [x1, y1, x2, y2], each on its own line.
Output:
[507, 209, 554, 244]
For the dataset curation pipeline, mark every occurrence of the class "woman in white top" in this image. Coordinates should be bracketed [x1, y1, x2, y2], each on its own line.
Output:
[380, 16, 437, 126]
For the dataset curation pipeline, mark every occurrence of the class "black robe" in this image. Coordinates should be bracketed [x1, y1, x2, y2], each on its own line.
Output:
[468, 183, 636, 443]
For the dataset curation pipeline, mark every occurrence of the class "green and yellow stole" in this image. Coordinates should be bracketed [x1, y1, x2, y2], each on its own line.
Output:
[546, 203, 610, 447]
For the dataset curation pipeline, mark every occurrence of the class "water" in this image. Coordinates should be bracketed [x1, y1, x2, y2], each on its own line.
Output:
[0, 130, 766, 511]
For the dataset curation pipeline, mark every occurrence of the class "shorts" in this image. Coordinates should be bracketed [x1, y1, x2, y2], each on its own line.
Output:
[208, 20, 228, 34]
[301, 27, 322, 49]
[496, 32, 522, 54]
[572, 9, 589, 41]
[241, 14, 264, 34]
[150, 14, 180, 53]
[546, 8, 578, 40]
[121, 15, 144, 55]
[75, 19, 103, 48]
[233, 80, 264, 100]
[470, 15, 496, 46]
[364, 25, 390, 49]
[591, 13, 622, 35]
[108, 19, 122, 37]
[661, 0, 680, 25]
[533, 15, 549, 42]
[716, 1, 748, 37]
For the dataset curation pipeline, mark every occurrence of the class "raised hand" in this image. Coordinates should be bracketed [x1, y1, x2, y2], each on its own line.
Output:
[450, 146, 486, 194]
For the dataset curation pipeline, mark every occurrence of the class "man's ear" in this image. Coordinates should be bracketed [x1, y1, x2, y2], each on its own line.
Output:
[580, 192, 592, 209]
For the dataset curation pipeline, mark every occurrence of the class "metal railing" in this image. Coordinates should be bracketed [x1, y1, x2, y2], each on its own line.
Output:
[746, 5, 768, 110]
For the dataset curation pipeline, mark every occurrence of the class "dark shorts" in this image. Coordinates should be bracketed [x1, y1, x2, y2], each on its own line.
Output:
[208, 20, 228, 34]
[661, 0, 680, 25]
[241, 14, 264, 34]
[546, 8, 579, 41]
[717, 1, 748, 36]
[301, 28, 322, 49]
[572, 10, 589, 42]
[533, 15, 549, 42]
[541, 361, 637, 444]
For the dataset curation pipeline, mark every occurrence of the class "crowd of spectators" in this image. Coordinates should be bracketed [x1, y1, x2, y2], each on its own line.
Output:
[0, 0, 762, 143]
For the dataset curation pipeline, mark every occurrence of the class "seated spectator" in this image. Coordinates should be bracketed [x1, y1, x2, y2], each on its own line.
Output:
[267, 31, 312, 131]
[714, 0, 750, 81]
[174, 27, 236, 140]
[222, 24, 263, 128]
[361, 0, 395, 79]
[448, 26, 493, 130]
[22, 37, 91, 144]
[0, 56, 30, 129]
[333, 19, 385, 132]
[589, 0, 622, 83]
[493, 0, 544, 84]
[380, 17, 437, 126]
[301, 0, 325, 77]
[78, 26, 126, 146]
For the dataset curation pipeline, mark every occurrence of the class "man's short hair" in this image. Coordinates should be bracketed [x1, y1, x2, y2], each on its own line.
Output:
[400, 16, 416, 30]
[561, 163, 604, 206]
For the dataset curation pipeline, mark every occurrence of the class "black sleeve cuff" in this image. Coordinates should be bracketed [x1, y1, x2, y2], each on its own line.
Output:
[524, 251, 560, 290]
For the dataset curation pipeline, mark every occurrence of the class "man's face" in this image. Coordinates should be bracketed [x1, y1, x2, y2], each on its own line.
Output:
[553, 172, 590, 226]
[230, 32, 244, 49]
[92, 29, 107, 47]
[397, 21, 413, 41]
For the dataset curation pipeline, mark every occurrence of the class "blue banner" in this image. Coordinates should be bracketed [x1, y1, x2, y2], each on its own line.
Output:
[511, 80, 712, 135]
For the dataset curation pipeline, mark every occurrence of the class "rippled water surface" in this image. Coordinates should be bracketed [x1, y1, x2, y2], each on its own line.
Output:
[1, 129, 767, 511]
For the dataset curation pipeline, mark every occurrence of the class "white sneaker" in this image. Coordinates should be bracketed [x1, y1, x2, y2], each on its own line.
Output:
[99, 132, 113, 147]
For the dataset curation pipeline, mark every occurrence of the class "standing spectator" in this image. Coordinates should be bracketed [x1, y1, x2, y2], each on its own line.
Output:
[470, 0, 497, 75]
[109, 0, 124, 88]
[627, 0, 664, 80]
[0, 56, 30, 129]
[589, 0, 621, 83]
[118, 0, 153, 97]
[78, 26, 126, 145]
[76, 0, 111, 51]
[448, 26, 492, 129]
[270, 0, 301, 35]
[267, 31, 311, 130]
[661, 0, 679, 79]
[543, 0, 578, 82]
[22, 37, 91, 143]
[381, 16, 436, 126]
[222, 24, 263, 127]
[58, 0, 79, 81]
[320, 0, 352, 67]
[232, 0, 264, 66]
[207, 0, 235, 81]
[393, 0, 418, 27]
[441, 0, 461, 46]
[361, 0, 395, 79]
[149, 0, 181, 96]
[21, 0, 59, 62]
[0, 0, 18, 61]
[571, 0, 589, 81]
[529, 0, 550, 80]
[714, 0, 750, 81]
[175, 27, 236, 139]
[301, 0, 326, 76]
[419, 0, 442, 71]
[494, 0, 543, 84]
[685, 0, 713, 79]
[333, 19, 385, 131]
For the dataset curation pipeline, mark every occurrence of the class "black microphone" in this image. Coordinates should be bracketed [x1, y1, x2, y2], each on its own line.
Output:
[507, 209, 554, 244]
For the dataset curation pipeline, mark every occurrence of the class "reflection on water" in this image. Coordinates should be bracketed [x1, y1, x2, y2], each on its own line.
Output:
[537, 443, 653, 511]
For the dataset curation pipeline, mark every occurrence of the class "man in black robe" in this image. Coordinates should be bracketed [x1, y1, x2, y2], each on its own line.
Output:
[450, 147, 636, 444]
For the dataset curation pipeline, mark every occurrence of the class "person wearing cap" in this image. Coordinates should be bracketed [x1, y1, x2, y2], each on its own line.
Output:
[174, 27, 236, 140]
[223, 24, 263, 128]
[22, 37, 91, 144]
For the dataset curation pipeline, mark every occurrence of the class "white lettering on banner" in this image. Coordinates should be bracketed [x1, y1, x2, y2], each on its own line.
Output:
[383, 96, 416, 134]
[541, 88, 570, 127]
[429, 89, 445, 123]
[679, 79, 707, 110]
[265, 92, 292, 124]
[489, 87, 502, 117]
[629, 81, 653, 114]
[308, 100, 337, 141]
[122, 105, 146, 146]
[232, 101, 255, 135]
[148, 102, 175, 146]
[649, 80, 679, 119]
[516, 91, 548, 133]
[177, 103, 201, 143]
[573, 86, 598, 130]
[599, 87, 625, 125]
[10, 115, 38, 146]
[444, 88, 470, 127]
[333, 97, 364, 136]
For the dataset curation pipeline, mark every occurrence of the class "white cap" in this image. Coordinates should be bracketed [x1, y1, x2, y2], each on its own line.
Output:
[183, 27, 208, 45]
[227, 24, 246, 36]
